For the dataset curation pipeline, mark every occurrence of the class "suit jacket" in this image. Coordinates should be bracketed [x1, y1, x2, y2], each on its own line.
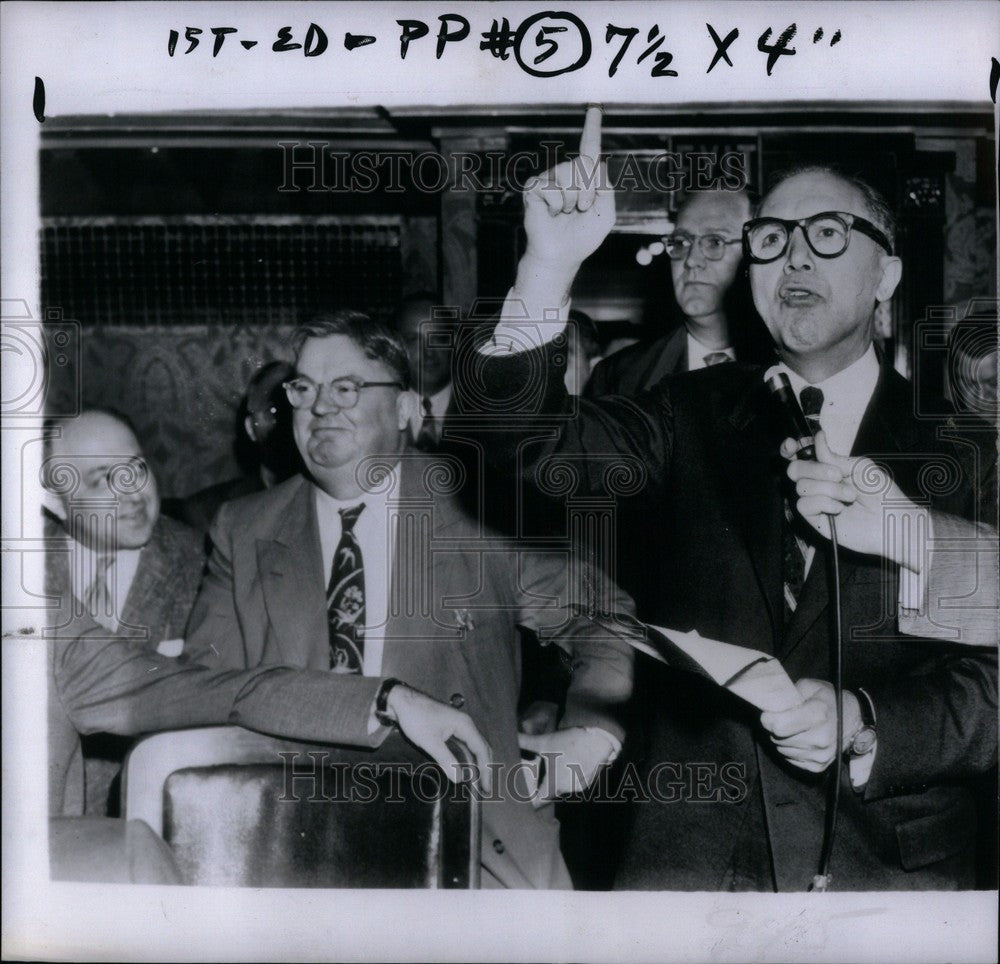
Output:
[47, 513, 442, 821]
[585, 326, 688, 398]
[472, 341, 997, 890]
[183, 456, 636, 889]
[163, 473, 266, 535]
[46, 514, 206, 813]
[898, 512, 999, 647]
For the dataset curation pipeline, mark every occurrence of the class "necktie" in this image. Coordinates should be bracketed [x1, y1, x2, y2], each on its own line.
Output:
[782, 386, 825, 621]
[415, 396, 437, 451]
[327, 504, 366, 673]
[85, 554, 115, 628]
[703, 351, 733, 367]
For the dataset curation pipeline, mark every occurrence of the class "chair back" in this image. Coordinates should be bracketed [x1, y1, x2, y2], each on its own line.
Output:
[124, 726, 480, 888]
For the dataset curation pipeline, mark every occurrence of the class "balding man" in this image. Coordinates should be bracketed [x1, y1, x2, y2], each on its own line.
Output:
[586, 187, 757, 399]
[43, 409, 205, 814]
[465, 108, 996, 890]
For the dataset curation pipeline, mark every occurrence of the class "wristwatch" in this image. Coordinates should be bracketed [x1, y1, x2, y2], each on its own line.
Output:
[374, 677, 404, 727]
[848, 687, 877, 756]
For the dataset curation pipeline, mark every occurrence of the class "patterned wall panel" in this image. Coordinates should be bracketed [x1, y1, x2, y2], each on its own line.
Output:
[46, 324, 297, 498]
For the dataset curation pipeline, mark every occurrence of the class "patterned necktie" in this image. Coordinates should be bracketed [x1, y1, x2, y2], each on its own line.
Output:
[782, 386, 825, 621]
[327, 503, 366, 673]
[85, 554, 115, 628]
[415, 396, 437, 451]
[703, 350, 733, 367]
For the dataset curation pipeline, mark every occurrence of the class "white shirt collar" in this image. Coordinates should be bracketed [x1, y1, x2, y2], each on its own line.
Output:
[686, 331, 735, 370]
[312, 461, 401, 528]
[69, 536, 142, 631]
[778, 344, 881, 455]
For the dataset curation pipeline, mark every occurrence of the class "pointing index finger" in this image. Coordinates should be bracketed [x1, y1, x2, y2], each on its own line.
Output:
[579, 103, 603, 160]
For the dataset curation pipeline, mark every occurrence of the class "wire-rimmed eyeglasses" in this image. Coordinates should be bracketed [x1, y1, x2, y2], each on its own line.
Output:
[662, 232, 742, 261]
[283, 376, 404, 410]
[742, 211, 893, 264]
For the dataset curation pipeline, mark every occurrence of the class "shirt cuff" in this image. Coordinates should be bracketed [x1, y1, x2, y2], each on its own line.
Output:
[480, 287, 570, 355]
[578, 725, 622, 764]
[849, 740, 877, 790]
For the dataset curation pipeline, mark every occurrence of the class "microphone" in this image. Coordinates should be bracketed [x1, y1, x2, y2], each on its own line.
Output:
[764, 366, 816, 461]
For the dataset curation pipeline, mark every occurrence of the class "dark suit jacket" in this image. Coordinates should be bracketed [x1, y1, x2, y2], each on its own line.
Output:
[471, 341, 997, 890]
[183, 456, 636, 889]
[585, 327, 688, 398]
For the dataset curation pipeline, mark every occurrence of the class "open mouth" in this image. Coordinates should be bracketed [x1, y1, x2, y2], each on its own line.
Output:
[779, 283, 821, 306]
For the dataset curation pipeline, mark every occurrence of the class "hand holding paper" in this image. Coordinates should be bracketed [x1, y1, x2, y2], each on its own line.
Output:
[760, 679, 863, 773]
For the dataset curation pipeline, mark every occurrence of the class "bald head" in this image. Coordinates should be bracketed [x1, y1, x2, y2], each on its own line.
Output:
[47, 409, 160, 550]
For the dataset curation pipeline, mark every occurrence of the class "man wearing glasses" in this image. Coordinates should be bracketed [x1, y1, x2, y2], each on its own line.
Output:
[587, 187, 752, 398]
[469, 106, 996, 891]
[184, 309, 637, 889]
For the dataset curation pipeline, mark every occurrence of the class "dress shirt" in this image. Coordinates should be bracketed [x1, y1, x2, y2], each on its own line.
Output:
[409, 382, 453, 445]
[686, 332, 735, 370]
[314, 463, 401, 677]
[69, 538, 141, 633]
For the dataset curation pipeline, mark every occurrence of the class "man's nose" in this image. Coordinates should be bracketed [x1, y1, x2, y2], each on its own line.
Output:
[784, 225, 813, 271]
[685, 239, 707, 268]
[312, 384, 343, 414]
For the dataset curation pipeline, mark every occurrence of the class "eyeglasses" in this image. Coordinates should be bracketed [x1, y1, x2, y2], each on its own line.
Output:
[283, 376, 404, 410]
[662, 233, 742, 261]
[742, 211, 893, 264]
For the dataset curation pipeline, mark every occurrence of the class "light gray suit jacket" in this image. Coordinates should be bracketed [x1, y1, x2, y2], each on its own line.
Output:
[184, 456, 637, 888]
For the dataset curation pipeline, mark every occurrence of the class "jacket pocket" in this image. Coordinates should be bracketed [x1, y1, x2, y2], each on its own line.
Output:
[895, 797, 976, 871]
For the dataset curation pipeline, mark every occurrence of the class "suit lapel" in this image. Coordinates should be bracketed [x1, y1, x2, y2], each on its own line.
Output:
[257, 480, 328, 668]
[382, 457, 467, 677]
[781, 361, 910, 658]
[723, 378, 785, 644]
[118, 521, 170, 642]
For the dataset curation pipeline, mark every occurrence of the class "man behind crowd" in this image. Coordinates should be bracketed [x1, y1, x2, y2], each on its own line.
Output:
[183, 310, 637, 889]
[469, 108, 997, 890]
[392, 293, 455, 452]
[165, 360, 300, 533]
[586, 186, 756, 398]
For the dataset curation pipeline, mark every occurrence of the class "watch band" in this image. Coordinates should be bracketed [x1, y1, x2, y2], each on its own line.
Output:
[374, 677, 404, 727]
[855, 687, 877, 727]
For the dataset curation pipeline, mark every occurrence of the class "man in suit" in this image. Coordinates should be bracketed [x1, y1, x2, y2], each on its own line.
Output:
[45, 408, 495, 879]
[392, 293, 456, 452]
[468, 108, 997, 890]
[42, 409, 207, 813]
[585, 187, 753, 399]
[183, 309, 637, 889]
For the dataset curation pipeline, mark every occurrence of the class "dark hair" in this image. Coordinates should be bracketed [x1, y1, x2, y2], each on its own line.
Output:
[245, 360, 295, 420]
[290, 309, 412, 389]
[762, 165, 896, 251]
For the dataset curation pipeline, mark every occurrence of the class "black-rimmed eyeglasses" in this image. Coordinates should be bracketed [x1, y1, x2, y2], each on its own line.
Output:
[663, 233, 742, 261]
[742, 211, 893, 264]
[283, 376, 404, 410]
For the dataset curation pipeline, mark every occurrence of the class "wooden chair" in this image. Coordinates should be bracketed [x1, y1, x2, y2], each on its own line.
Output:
[124, 726, 480, 888]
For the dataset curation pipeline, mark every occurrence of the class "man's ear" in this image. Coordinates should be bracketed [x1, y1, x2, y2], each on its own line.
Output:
[875, 255, 902, 304]
[397, 389, 417, 431]
[41, 486, 67, 523]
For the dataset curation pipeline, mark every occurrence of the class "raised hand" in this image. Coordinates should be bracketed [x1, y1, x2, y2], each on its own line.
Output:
[514, 105, 617, 308]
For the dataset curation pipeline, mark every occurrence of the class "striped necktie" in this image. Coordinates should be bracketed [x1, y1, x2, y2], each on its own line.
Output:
[85, 554, 116, 629]
[415, 395, 438, 451]
[782, 387, 824, 620]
